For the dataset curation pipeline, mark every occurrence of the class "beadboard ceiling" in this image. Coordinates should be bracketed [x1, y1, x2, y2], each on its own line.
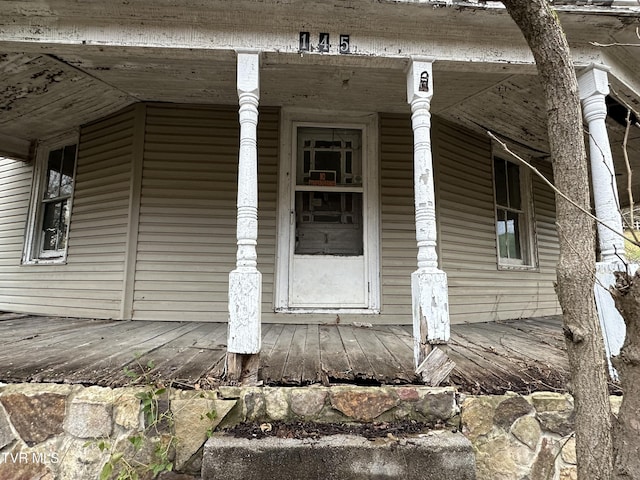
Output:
[0, 0, 639, 201]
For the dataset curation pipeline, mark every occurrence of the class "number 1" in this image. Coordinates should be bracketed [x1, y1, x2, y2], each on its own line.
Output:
[299, 32, 310, 52]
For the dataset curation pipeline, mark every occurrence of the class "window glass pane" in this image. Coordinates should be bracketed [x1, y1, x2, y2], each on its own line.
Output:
[496, 209, 508, 258]
[494, 158, 507, 206]
[497, 208, 523, 260]
[60, 145, 76, 196]
[41, 200, 68, 252]
[45, 148, 63, 199]
[506, 211, 522, 259]
[507, 161, 521, 210]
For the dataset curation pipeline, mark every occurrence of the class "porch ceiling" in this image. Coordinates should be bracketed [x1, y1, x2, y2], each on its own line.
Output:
[0, 1, 639, 145]
[1, 1, 639, 205]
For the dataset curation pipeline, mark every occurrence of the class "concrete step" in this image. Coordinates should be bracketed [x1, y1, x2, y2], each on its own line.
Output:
[202, 431, 475, 480]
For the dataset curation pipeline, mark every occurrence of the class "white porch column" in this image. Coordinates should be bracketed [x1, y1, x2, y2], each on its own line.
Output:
[228, 51, 262, 362]
[407, 57, 450, 369]
[578, 64, 627, 376]
[579, 64, 625, 262]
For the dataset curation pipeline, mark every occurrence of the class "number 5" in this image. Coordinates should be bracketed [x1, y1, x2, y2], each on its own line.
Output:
[339, 34, 350, 54]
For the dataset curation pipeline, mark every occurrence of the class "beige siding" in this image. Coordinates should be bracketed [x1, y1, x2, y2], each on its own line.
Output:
[379, 114, 416, 320]
[0, 107, 135, 317]
[132, 105, 279, 322]
[0, 158, 33, 312]
[0, 105, 559, 324]
[434, 118, 560, 322]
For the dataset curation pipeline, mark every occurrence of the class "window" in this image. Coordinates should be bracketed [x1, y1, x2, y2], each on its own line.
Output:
[493, 156, 536, 268]
[23, 140, 78, 263]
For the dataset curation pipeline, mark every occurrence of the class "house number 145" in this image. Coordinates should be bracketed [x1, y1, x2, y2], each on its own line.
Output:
[299, 32, 350, 54]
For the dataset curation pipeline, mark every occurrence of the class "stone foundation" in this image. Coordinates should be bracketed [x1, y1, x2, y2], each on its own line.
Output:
[462, 392, 622, 480]
[0, 382, 622, 479]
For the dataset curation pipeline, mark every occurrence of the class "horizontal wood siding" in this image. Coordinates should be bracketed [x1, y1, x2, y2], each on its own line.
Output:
[434, 118, 560, 322]
[379, 114, 416, 321]
[0, 158, 33, 313]
[0, 107, 135, 317]
[0, 106, 558, 324]
[133, 105, 278, 322]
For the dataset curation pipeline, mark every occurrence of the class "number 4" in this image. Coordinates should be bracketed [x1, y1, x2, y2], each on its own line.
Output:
[318, 33, 330, 53]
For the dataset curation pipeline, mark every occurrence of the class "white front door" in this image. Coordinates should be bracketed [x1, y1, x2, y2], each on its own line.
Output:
[276, 114, 379, 312]
[290, 127, 366, 307]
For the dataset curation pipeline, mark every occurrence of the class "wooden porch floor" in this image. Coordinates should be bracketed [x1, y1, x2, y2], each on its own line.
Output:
[0, 313, 573, 394]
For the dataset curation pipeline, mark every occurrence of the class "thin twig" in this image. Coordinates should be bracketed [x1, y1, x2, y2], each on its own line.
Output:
[623, 108, 636, 238]
[610, 85, 640, 127]
[591, 42, 640, 48]
[488, 131, 640, 248]
[583, 126, 624, 215]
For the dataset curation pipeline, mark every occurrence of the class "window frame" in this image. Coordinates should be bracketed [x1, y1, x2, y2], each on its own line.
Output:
[22, 133, 79, 265]
[492, 154, 538, 271]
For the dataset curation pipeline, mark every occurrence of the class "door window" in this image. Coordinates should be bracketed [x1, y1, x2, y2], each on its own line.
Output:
[295, 128, 363, 256]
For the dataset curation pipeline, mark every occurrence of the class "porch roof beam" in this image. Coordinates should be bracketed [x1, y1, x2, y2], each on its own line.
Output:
[0, 41, 604, 73]
[0, 133, 32, 162]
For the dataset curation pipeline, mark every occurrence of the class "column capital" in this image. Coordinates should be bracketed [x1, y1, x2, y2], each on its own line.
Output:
[407, 57, 433, 104]
[578, 63, 611, 101]
[236, 50, 260, 98]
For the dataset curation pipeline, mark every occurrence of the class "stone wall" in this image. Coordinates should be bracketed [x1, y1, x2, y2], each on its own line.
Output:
[0, 383, 459, 479]
[0, 382, 622, 479]
[462, 392, 622, 480]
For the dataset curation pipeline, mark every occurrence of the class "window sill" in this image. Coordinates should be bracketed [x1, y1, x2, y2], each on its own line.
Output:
[22, 257, 67, 266]
[497, 263, 539, 272]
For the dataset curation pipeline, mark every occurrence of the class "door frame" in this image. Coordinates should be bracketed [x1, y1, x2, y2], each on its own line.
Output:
[274, 108, 380, 313]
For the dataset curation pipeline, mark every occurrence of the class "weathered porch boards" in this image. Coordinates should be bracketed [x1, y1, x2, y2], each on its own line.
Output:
[0, 313, 575, 394]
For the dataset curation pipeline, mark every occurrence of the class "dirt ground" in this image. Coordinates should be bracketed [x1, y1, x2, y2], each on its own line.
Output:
[223, 420, 450, 440]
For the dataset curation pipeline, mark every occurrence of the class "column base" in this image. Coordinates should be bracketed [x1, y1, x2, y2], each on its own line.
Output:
[411, 268, 450, 368]
[228, 268, 262, 354]
[594, 261, 636, 379]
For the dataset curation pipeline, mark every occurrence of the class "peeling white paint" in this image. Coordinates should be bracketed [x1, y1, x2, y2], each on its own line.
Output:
[407, 57, 450, 367]
[228, 51, 262, 355]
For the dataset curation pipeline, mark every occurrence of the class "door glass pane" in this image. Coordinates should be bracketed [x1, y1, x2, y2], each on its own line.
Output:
[297, 127, 361, 185]
[295, 128, 364, 256]
[314, 151, 342, 184]
[295, 191, 363, 255]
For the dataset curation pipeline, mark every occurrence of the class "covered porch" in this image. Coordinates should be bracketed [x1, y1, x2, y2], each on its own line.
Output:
[1, 0, 639, 385]
[0, 312, 582, 395]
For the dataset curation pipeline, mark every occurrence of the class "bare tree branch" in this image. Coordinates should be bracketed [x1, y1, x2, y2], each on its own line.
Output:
[623, 109, 635, 229]
[488, 130, 640, 248]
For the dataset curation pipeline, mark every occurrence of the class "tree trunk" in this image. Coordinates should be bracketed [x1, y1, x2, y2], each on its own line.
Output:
[611, 271, 640, 479]
[501, 1, 613, 478]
